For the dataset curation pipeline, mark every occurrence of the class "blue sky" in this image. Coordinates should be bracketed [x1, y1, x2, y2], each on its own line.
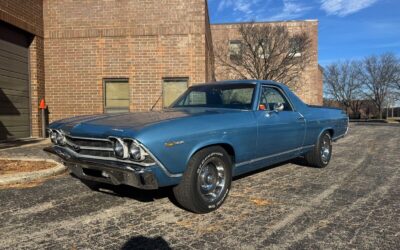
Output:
[208, 0, 400, 66]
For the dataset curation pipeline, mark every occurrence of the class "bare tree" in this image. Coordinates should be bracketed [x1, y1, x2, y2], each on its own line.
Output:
[323, 61, 363, 117]
[360, 53, 399, 119]
[214, 22, 312, 90]
[392, 62, 400, 101]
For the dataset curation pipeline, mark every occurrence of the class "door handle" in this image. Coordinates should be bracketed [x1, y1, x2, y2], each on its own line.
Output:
[297, 116, 304, 120]
[265, 111, 278, 117]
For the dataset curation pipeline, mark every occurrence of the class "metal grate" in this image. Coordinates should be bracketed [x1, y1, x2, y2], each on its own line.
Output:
[66, 136, 112, 148]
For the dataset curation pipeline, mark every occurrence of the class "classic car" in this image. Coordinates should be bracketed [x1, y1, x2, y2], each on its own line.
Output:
[46, 80, 349, 213]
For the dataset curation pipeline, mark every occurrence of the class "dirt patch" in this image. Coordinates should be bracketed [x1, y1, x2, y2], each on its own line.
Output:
[0, 173, 67, 190]
[0, 160, 56, 175]
[250, 198, 274, 206]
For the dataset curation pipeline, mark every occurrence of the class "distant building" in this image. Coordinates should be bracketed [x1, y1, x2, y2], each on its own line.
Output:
[323, 99, 380, 119]
[0, 0, 322, 140]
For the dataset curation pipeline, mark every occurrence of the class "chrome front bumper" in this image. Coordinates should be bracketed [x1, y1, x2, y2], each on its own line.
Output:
[44, 146, 159, 189]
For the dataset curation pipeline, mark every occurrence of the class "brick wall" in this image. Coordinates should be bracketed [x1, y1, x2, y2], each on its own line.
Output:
[0, 0, 43, 36]
[43, 0, 213, 122]
[0, 0, 45, 137]
[29, 36, 46, 137]
[211, 20, 322, 105]
[204, 0, 215, 82]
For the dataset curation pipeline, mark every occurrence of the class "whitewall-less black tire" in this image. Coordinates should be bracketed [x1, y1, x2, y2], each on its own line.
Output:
[173, 146, 232, 213]
[305, 131, 332, 168]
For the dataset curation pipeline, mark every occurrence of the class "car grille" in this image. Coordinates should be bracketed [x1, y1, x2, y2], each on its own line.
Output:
[66, 136, 112, 148]
[65, 135, 115, 158]
[62, 135, 156, 166]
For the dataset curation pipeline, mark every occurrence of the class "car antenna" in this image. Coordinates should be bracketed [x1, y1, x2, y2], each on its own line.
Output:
[150, 93, 163, 111]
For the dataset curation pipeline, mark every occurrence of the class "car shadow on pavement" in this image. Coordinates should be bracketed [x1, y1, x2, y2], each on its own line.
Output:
[77, 176, 174, 202]
[121, 236, 171, 250]
[76, 157, 313, 210]
[75, 174, 187, 209]
[233, 157, 312, 181]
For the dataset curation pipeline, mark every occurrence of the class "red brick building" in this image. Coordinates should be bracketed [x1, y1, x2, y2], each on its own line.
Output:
[0, 0, 321, 140]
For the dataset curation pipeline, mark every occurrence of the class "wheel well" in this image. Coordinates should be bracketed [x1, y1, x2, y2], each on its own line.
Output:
[194, 143, 236, 164]
[326, 129, 334, 138]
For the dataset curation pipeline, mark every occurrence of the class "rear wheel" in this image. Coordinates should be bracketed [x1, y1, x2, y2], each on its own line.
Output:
[173, 146, 232, 213]
[305, 131, 332, 168]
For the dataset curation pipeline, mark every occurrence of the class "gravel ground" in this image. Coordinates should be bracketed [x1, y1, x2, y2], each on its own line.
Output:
[0, 124, 399, 249]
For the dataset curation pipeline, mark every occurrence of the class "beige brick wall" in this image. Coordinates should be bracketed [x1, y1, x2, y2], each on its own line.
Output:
[43, 0, 213, 122]
[211, 21, 322, 105]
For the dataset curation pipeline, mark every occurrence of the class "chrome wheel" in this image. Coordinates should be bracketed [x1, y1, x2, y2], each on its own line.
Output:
[198, 160, 226, 202]
[320, 134, 331, 164]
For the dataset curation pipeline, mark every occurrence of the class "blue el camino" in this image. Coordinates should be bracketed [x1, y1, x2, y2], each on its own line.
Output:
[47, 80, 349, 213]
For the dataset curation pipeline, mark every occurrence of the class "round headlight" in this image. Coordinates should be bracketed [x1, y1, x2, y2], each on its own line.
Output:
[129, 143, 142, 161]
[114, 140, 124, 158]
[50, 131, 57, 144]
[56, 132, 66, 145]
[114, 139, 129, 159]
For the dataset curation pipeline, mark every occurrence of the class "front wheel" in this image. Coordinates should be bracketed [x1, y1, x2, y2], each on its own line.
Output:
[304, 131, 332, 168]
[173, 146, 232, 213]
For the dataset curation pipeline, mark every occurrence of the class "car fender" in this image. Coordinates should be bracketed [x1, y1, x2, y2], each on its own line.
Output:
[317, 127, 334, 142]
[185, 138, 236, 167]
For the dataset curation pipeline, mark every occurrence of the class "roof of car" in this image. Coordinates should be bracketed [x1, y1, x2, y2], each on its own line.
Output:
[192, 80, 285, 88]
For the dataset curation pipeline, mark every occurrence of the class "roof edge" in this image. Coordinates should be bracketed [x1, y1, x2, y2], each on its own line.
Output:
[211, 19, 318, 26]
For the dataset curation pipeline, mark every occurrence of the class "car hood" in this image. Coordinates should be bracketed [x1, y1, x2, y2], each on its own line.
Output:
[49, 108, 242, 137]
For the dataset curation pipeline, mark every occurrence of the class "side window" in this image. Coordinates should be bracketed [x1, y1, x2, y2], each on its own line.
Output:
[221, 88, 253, 105]
[104, 79, 130, 113]
[184, 91, 207, 105]
[259, 86, 292, 111]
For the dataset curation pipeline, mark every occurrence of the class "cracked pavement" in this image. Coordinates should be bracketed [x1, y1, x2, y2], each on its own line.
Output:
[0, 124, 399, 249]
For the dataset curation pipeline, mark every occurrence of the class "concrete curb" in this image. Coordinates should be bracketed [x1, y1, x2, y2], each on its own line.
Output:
[0, 139, 51, 152]
[0, 158, 67, 185]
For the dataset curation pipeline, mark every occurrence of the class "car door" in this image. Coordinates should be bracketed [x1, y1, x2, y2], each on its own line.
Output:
[255, 85, 306, 163]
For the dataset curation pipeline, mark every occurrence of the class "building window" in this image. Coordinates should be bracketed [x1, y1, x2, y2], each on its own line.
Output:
[229, 40, 242, 62]
[163, 78, 188, 108]
[104, 79, 130, 113]
[289, 38, 302, 58]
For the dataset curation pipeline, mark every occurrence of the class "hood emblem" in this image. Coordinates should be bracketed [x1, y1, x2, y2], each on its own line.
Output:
[165, 140, 184, 147]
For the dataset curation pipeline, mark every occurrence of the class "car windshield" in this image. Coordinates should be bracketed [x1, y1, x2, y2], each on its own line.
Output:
[171, 84, 255, 110]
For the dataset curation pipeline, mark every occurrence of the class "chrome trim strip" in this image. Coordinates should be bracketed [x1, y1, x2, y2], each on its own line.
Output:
[301, 144, 315, 150]
[65, 134, 110, 141]
[235, 145, 315, 167]
[65, 139, 114, 152]
[333, 133, 346, 141]
[345, 117, 349, 135]
[79, 146, 114, 152]
[56, 145, 157, 167]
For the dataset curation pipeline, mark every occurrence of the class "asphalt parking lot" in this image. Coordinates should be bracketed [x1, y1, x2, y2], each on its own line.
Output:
[0, 123, 399, 249]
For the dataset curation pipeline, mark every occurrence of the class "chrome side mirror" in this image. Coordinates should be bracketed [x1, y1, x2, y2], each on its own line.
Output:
[273, 103, 284, 112]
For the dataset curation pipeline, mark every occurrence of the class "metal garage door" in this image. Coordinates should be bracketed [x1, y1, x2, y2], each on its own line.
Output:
[0, 31, 30, 140]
